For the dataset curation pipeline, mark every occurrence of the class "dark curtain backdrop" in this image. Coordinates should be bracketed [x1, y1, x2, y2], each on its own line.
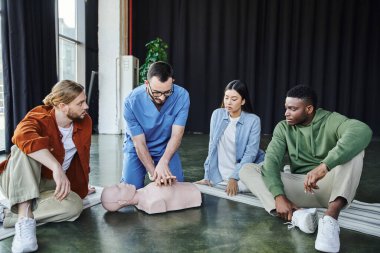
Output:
[132, 0, 380, 136]
[85, 0, 99, 133]
[1, 0, 57, 152]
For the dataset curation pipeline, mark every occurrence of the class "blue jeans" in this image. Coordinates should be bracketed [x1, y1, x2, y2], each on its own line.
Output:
[121, 152, 184, 189]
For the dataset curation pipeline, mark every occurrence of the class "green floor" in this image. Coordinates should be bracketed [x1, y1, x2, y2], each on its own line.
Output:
[0, 134, 379, 252]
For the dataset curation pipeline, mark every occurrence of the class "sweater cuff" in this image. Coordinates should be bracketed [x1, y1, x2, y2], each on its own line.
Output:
[269, 186, 285, 198]
[321, 158, 336, 171]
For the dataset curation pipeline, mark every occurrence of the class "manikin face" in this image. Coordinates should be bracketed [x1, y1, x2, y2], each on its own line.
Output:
[145, 76, 174, 105]
[223, 89, 245, 118]
[284, 97, 313, 126]
[114, 183, 137, 202]
[65, 91, 89, 120]
[101, 183, 137, 211]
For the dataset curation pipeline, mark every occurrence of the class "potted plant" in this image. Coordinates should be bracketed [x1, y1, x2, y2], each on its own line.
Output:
[139, 37, 169, 85]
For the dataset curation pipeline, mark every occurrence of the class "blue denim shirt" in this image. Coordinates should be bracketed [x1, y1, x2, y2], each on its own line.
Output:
[203, 108, 265, 184]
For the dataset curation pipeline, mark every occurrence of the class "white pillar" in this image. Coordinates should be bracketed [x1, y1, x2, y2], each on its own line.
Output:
[98, 0, 122, 134]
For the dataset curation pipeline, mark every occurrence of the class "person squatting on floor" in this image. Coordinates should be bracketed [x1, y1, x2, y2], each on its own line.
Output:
[196, 80, 265, 196]
[121, 61, 190, 188]
[240, 85, 372, 253]
[0, 80, 92, 253]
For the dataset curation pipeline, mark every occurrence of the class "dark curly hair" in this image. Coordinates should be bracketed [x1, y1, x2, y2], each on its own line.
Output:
[286, 85, 318, 107]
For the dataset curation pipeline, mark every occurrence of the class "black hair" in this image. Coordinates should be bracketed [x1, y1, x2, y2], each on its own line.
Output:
[286, 85, 318, 107]
[147, 61, 173, 82]
[221, 80, 254, 113]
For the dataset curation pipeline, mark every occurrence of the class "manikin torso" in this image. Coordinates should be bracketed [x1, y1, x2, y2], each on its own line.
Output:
[135, 182, 202, 214]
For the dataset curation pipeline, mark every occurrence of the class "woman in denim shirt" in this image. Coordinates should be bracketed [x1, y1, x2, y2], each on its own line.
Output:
[196, 80, 265, 196]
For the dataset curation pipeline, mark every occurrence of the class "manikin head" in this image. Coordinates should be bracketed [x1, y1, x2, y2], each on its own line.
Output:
[101, 183, 137, 212]
[144, 61, 174, 106]
[43, 80, 89, 120]
[285, 85, 318, 126]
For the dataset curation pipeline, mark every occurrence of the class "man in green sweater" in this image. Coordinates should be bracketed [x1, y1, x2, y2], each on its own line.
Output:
[240, 85, 372, 253]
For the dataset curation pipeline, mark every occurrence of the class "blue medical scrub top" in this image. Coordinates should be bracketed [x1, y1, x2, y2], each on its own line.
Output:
[123, 84, 190, 156]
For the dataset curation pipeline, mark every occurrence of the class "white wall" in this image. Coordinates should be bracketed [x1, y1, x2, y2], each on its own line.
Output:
[98, 0, 121, 134]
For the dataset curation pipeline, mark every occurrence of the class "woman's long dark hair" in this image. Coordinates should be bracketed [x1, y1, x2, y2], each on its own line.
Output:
[221, 80, 254, 113]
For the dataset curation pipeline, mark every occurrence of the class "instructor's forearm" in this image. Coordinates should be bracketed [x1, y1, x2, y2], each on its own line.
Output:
[133, 137, 155, 174]
[27, 149, 62, 172]
[161, 126, 184, 163]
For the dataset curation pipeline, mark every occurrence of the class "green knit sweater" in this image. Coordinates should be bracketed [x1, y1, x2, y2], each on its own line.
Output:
[262, 108, 372, 198]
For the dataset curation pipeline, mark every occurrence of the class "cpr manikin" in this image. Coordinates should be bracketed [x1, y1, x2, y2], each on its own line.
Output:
[101, 182, 202, 214]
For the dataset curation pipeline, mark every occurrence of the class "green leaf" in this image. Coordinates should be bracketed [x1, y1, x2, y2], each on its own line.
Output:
[138, 37, 169, 85]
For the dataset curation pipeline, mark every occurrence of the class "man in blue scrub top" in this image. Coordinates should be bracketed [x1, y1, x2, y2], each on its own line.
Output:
[122, 61, 190, 189]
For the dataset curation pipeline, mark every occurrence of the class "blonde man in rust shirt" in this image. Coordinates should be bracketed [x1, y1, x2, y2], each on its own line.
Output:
[0, 80, 92, 253]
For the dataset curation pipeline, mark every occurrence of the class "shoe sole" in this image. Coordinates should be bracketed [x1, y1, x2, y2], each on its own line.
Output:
[315, 242, 339, 253]
[11, 244, 38, 253]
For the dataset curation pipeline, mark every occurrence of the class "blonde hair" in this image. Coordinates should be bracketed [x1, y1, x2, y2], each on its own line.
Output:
[43, 80, 84, 106]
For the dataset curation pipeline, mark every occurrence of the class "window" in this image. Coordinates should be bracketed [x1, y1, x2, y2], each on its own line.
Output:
[57, 0, 85, 84]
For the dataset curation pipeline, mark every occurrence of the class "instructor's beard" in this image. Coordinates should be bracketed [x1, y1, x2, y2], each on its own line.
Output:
[67, 108, 87, 121]
[146, 88, 165, 107]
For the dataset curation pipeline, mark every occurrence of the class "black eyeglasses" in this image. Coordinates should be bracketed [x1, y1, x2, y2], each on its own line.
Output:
[148, 82, 174, 98]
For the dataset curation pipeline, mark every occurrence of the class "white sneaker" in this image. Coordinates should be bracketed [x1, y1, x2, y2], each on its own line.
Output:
[315, 216, 340, 253]
[287, 208, 318, 234]
[11, 217, 38, 253]
[0, 204, 6, 222]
